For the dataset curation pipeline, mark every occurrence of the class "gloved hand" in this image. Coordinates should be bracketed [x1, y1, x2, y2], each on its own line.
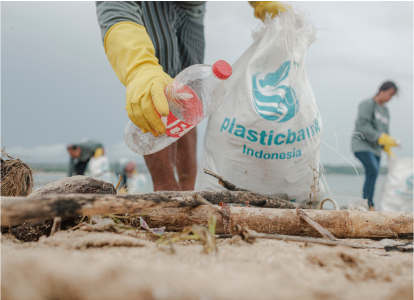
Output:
[378, 133, 398, 156]
[105, 22, 172, 137]
[383, 146, 396, 157]
[93, 148, 104, 158]
[378, 133, 398, 147]
[249, 1, 291, 21]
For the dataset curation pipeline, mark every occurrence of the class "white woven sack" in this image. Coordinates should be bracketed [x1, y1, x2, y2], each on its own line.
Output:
[195, 10, 323, 206]
[127, 173, 148, 194]
[89, 155, 112, 183]
[379, 157, 413, 212]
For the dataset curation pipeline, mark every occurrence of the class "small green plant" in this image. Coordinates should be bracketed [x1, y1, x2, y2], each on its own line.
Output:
[157, 213, 217, 254]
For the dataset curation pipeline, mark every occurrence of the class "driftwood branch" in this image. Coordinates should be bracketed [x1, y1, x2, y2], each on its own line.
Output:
[3, 192, 413, 238]
[1, 189, 296, 227]
[2, 172, 297, 227]
[2, 195, 413, 239]
[3, 175, 412, 239]
[159, 190, 298, 209]
[140, 206, 413, 239]
[6, 176, 116, 242]
[202, 196, 344, 247]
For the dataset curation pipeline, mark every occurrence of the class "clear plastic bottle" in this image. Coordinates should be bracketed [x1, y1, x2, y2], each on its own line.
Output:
[124, 60, 232, 155]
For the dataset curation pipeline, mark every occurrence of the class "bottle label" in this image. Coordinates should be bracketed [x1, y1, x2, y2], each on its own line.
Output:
[163, 113, 195, 138]
[165, 82, 204, 125]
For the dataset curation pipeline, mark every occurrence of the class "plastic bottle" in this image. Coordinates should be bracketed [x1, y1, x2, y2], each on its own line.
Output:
[124, 60, 232, 155]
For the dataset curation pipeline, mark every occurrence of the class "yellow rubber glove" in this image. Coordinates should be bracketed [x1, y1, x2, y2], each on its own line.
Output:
[104, 22, 173, 136]
[378, 133, 398, 147]
[378, 133, 398, 156]
[93, 148, 104, 158]
[383, 146, 396, 157]
[249, 1, 291, 21]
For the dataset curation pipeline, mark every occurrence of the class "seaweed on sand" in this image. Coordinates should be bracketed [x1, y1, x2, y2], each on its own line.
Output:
[1, 148, 33, 197]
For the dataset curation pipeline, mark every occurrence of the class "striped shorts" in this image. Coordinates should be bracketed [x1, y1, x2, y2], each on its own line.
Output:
[141, 2, 205, 78]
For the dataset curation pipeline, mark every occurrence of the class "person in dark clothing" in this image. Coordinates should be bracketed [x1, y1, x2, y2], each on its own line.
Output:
[351, 81, 399, 210]
[67, 139, 104, 176]
[113, 158, 137, 190]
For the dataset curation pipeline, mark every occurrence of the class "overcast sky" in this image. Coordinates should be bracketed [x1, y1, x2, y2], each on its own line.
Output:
[1, 1, 413, 168]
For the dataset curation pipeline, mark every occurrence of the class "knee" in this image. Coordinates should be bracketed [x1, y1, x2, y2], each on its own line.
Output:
[365, 165, 379, 177]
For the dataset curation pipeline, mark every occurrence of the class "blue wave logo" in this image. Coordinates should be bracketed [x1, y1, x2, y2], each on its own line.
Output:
[407, 175, 413, 191]
[252, 61, 299, 123]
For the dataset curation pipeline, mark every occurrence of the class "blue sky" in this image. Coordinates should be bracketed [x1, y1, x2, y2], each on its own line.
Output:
[1, 1, 413, 167]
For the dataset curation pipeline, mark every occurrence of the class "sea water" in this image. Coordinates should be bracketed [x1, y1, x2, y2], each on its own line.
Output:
[33, 172, 386, 209]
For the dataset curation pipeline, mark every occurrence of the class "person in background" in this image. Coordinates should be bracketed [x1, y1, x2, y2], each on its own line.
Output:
[113, 158, 137, 190]
[67, 139, 104, 176]
[95, 1, 288, 191]
[351, 81, 399, 210]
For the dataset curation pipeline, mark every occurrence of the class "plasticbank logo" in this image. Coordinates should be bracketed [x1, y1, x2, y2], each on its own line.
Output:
[407, 175, 413, 191]
[252, 61, 298, 123]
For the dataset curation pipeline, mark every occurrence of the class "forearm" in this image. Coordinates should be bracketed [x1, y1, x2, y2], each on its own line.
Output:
[357, 121, 382, 144]
[68, 159, 75, 177]
[355, 101, 383, 144]
[176, 127, 197, 191]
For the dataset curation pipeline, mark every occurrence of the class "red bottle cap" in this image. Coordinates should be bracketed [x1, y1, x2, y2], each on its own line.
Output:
[212, 60, 232, 80]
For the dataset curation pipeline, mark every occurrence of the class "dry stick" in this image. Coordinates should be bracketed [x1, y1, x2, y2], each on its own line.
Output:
[296, 208, 336, 241]
[248, 232, 382, 249]
[203, 169, 298, 208]
[115, 175, 123, 191]
[195, 194, 230, 220]
[68, 215, 86, 231]
[233, 225, 384, 249]
[215, 234, 233, 239]
[203, 169, 247, 191]
[50, 217, 62, 236]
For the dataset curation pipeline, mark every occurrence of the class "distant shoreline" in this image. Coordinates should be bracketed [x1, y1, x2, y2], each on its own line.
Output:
[28, 162, 387, 175]
[29, 162, 149, 174]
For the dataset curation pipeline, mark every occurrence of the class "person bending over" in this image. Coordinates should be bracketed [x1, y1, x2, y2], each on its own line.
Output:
[95, 1, 288, 191]
[67, 139, 104, 176]
[113, 158, 137, 190]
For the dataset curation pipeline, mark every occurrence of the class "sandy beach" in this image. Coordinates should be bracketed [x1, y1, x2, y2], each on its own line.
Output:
[2, 230, 412, 300]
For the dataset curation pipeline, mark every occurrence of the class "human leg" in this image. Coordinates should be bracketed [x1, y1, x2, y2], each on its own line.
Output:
[176, 127, 197, 190]
[144, 142, 181, 191]
[354, 151, 380, 208]
[75, 159, 90, 176]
